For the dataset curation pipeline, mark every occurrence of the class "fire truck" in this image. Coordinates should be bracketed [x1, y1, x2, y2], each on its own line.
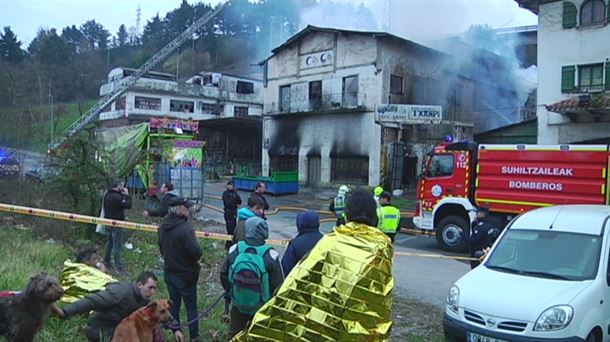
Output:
[412, 142, 610, 252]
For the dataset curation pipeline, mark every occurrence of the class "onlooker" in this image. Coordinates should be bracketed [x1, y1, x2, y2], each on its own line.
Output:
[249, 182, 269, 219]
[103, 180, 131, 273]
[462, 206, 500, 269]
[143, 182, 179, 218]
[222, 180, 242, 248]
[55, 271, 184, 342]
[158, 197, 202, 342]
[329, 185, 350, 226]
[231, 188, 395, 341]
[232, 196, 266, 244]
[378, 192, 401, 242]
[220, 217, 284, 340]
[281, 210, 323, 277]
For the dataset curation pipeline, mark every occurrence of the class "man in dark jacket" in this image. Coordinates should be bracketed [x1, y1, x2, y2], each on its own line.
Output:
[248, 182, 269, 219]
[220, 217, 284, 339]
[158, 197, 202, 342]
[55, 271, 184, 341]
[143, 182, 179, 218]
[462, 206, 499, 269]
[232, 196, 266, 244]
[103, 180, 132, 273]
[222, 180, 242, 248]
[281, 210, 323, 276]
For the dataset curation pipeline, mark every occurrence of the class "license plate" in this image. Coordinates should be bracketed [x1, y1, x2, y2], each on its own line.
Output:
[466, 332, 507, 342]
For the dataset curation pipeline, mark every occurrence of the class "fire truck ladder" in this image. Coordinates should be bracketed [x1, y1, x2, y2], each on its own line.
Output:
[48, 2, 227, 151]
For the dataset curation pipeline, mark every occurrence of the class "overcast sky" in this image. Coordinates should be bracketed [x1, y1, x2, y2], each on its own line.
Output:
[1, 0, 537, 47]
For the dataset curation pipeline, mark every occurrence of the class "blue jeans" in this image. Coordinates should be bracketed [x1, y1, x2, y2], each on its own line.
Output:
[165, 272, 199, 339]
[104, 228, 124, 271]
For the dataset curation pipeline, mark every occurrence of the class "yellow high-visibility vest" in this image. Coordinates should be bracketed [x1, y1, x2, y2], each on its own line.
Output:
[379, 205, 400, 233]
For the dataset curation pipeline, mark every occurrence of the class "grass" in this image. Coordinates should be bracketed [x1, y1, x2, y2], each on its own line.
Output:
[0, 99, 97, 152]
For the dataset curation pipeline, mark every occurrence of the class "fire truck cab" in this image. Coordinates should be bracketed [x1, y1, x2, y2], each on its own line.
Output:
[413, 142, 610, 252]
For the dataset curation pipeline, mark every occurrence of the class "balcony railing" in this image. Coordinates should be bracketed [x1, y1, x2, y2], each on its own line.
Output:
[265, 92, 367, 115]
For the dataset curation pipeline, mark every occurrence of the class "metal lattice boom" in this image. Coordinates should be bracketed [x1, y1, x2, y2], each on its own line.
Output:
[48, 2, 228, 150]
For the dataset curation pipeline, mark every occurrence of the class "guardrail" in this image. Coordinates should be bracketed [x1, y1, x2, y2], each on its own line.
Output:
[265, 92, 367, 115]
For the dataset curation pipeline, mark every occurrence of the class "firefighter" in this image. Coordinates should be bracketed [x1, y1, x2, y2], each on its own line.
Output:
[378, 192, 401, 242]
[462, 206, 500, 269]
[373, 186, 385, 228]
[329, 185, 350, 226]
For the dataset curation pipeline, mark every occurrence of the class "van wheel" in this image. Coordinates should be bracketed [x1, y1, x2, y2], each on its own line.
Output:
[585, 330, 600, 342]
[436, 215, 469, 253]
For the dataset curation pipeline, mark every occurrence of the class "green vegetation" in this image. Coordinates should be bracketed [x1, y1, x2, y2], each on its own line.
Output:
[0, 100, 96, 152]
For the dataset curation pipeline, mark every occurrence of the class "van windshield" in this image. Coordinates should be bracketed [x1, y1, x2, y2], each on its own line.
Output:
[486, 230, 602, 281]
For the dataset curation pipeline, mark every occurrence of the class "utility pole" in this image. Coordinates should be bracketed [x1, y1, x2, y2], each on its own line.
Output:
[48, 79, 54, 143]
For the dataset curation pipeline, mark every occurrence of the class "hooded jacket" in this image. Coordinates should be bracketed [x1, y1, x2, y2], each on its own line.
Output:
[147, 190, 179, 218]
[281, 211, 323, 276]
[158, 212, 202, 280]
[231, 207, 257, 243]
[220, 217, 284, 300]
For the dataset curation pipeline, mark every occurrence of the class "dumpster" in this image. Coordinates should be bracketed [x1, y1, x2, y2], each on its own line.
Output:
[233, 171, 298, 195]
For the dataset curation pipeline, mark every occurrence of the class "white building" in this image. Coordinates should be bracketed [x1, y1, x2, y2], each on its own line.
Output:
[516, 0, 610, 143]
[260, 26, 477, 187]
[98, 67, 264, 163]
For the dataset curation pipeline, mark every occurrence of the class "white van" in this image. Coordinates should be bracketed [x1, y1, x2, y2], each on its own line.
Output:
[443, 205, 610, 342]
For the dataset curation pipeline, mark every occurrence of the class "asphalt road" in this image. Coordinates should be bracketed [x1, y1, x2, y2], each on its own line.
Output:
[201, 180, 470, 309]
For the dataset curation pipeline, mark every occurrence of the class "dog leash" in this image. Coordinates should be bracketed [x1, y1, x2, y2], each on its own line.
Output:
[163, 292, 227, 330]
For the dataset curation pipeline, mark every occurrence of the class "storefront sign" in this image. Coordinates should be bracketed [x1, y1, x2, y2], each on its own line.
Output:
[150, 118, 199, 132]
[375, 104, 442, 124]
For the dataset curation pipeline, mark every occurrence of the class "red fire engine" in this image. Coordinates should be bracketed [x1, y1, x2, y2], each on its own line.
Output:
[412, 142, 610, 252]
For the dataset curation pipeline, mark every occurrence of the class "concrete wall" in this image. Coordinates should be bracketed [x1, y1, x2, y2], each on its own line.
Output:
[537, 1, 610, 143]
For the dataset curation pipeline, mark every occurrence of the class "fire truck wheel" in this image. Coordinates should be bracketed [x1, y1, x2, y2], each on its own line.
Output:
[436, 215, 469, 253]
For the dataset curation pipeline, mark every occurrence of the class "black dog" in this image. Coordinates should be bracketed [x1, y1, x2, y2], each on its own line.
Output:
[0, 273, 64, 342]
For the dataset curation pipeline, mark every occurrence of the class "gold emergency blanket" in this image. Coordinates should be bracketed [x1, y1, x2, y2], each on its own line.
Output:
[234, 222, 394, 341]
[59, 260, 117, 303]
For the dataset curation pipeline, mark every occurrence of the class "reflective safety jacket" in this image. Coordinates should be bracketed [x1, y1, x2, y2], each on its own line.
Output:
[379, 205, 400, 233]
[333, 195, 347, 218]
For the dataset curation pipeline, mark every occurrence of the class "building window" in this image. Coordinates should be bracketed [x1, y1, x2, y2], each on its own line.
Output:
[561, 65, 576, 93]
[580, 0, 606, 25]
[134, 96, 161, 110]
[236, 81, 254, 94]
[279, 85, 291, 112]
[426, 154, 454, 178]
[170, 100, 194, 113]
[199, 102, 221, 115]
[331, 157, 369, 183]
[309, 81, 322, 111]
[390, 75, 403, 95]
[562, 2, 577, 28]
[115, 96, 126, 110]
[234, 106, 248, 117]
[578, 64, 604, 90]
[342, 75, 359, 108]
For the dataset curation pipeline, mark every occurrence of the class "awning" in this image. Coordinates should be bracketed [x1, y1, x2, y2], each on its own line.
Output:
[545, 94, 610, 119]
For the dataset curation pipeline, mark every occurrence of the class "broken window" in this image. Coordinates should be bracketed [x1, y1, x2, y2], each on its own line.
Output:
[135, 96, 161, 110]
[390, 75, 403, 95]
[234, 106, 248, 117]
[279, 85, 291, 112]
[236, 81, 254, 94]
[199, 102, 221, 115]
[309, 81, 322, 111]
[331, 157, 369, 183]
[271, 156, 298, 172]
[170, 100, 194, 113]
[115, 96, 126, 110]
[342, 75, 359, 108]
[580, 0, 606, 26]
[579, 64, 604, 90]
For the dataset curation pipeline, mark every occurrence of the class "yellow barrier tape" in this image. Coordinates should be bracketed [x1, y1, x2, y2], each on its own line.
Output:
[0, 203, 476, 260]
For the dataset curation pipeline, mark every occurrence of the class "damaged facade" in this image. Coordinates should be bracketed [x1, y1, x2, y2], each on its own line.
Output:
[516, 0, 610, 143]
[261, 26, 524, 187]
[98, 67, 263, 165]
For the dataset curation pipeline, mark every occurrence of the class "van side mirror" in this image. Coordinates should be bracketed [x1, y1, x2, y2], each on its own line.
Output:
[474, 250, 486, 260]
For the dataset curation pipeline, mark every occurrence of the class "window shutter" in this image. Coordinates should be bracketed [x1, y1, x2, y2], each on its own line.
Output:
[561, 66, 575, 93]
[562, 2, 577, 28]
[605, 62, 610, 91]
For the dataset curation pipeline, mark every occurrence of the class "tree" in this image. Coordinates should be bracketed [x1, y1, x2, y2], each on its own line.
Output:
[117, 24, 128, 47]
[141, 14, 168, 50]
[61, 25, 86, 54]
[80, 20, 110, 50]
[0, 26, 26, 63]
[28, 28, 71, 65]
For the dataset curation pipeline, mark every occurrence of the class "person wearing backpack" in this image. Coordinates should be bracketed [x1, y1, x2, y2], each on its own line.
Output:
[220, 216, 284, 339]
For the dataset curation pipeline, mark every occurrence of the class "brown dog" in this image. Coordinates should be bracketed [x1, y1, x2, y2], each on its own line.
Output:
[112, 299, 174, 342]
